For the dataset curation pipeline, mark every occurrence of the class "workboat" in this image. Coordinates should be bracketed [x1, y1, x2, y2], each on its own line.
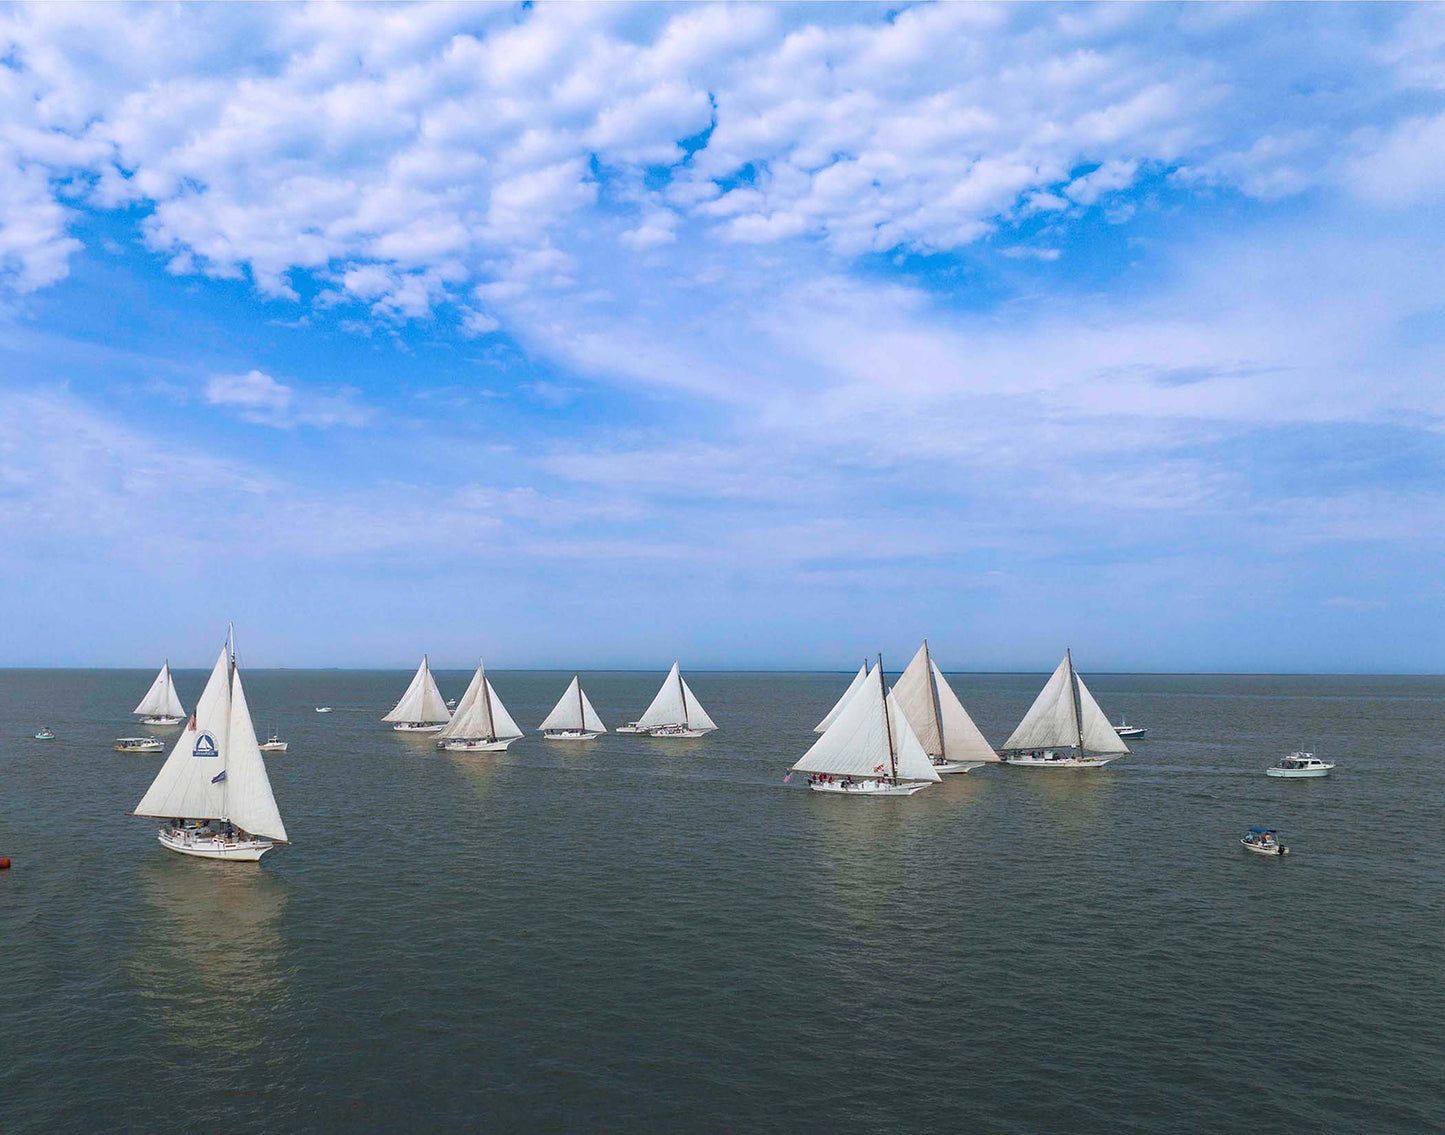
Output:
[893, 640, 997, 774]
[435, 661, 523, 752]
[791, 654, 940, 796]
[1114, 718, 1147, 739]
[1266, 752, 1334, 778]
[539, 675, 607, 740]
[133, 660, 187, 726]
[1000, 650, 1130, 769]
[382, 654, 451, 732]
[314, 706, 332, 713]
[116, 736, 165, 753]
[631, 663, 717, 738]
[34, 727, 56, 740]
[258, 734, 288, 753]
[1242, 828, 1289, 856]
[132, 627, 288, 862]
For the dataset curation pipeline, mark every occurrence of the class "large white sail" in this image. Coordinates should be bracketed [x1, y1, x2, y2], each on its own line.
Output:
[931, 660, 1000, 762]
[815, 662, 869, 733]
[540, 676, 607, 733]
[1001, 652, 1128, 755]
[224, 664, 288, 842]
[893, 644, 943, 755]
[135, 647, 232, 821]
[636, 663, 717, 732]
[444, 664, 523, 741]
[792, 668, 940, 782]
[382, 655, 451, 724]
[436, 664, 486, 740]
[134, 660, 186, 718]
[1075, 672, 1130, 755]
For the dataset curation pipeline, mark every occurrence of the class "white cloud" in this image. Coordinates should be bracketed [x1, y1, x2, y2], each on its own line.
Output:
[205, 369, 367, 429]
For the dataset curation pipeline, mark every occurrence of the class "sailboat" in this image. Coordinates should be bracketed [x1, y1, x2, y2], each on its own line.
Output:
[134, 660, 186, 726]
[435, 662, 523, 752]
[815, 661, 870, 733]
[791, 655, 941, 795]
[892, 640, 998, 774]
[382, 654, 451, 732]
[132, 628, 289, 860]
[629, 662, 716, 738]
[1000, 649, 1129, 768]
[539, 675, 607, 740]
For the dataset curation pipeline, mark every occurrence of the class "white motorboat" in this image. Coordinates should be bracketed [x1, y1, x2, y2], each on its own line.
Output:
[791, 654, 940, 797]
[1266, 752, 1334, 778]
[892, 640, 996, 775]
[133, 627, 289, 863]
[631, 663, 717, 738]
[314, 706, 333, 713]
[999, 650, 1130, 769]
[539, 675, 606, 740]
[134, 660, 187, 726]
[1114, 718, 1147, 739]
[34, 727, 56, 740]
[258, 734, 288, 753]
[435, 661, 523, 753]
[115, 736, 164, 753]
[615, 722, 644, 734]
[383, 654, 451, 732]
[1242, 828, 1289, 856]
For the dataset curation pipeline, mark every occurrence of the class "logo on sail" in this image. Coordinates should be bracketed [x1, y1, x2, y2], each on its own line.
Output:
[192, 732, 219, 757]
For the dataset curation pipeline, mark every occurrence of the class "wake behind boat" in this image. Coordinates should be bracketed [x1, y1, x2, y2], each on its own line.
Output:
[539, 675, 606, 740]
[383, 654, 451, 732]
[1000, 650, 1130, 769]
[435, 661, 522, 751]
[134, 660, 186, 726]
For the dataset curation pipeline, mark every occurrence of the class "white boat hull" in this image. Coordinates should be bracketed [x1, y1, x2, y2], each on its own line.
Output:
[645, 727, 710, 738]
[933, 760, 984, 775]
[115, 741, 164, 753]
[807, 778, 932, 796]
[140, 715, 185, 726]
[542, 731, 603, 741]
[1266, 766, 1331, 778]
[1242, 839, 1288, 856]
[393, 722, 445, 733]
[158, 828, 275, 861]
[615, 724, 644, 733]
[314, 707, 332, 713]
[258, 743, 288, 753]
[440, 737, 518, 752]
[1003, 754, 1120, 769]
[1115, 727, 1146, 739]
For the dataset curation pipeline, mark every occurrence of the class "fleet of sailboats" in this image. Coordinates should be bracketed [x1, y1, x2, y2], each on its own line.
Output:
[539, 675, 607, 740]
[382, 654, 451, 732]
[434, 662, 524, 751]
[134, 660, 186, 726]
[999, 650, 1130, 768]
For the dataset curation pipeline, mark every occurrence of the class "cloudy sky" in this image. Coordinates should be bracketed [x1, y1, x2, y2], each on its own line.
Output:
[2, 2, 1443, 671]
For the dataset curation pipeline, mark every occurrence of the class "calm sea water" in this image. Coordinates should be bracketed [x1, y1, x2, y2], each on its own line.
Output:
[1, 669, 1442, 1133]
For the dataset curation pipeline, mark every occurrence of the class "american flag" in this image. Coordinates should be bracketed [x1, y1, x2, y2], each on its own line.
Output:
[187, 712, 197, 731]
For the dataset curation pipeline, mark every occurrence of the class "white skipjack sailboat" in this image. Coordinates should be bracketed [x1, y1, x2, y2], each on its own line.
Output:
[630, 662, 717, 737]
[383, 654, 451, 732]
[1000, 649, 1129, 768]
[815, 661, 870, 733]
[539, 675, 607, 740]
[132, 628, 288, 860]
[435, 662, 523, 752]
[892, 640, 998, 774]
[792, 655, 940, 795]
[134, 660, 186, 726]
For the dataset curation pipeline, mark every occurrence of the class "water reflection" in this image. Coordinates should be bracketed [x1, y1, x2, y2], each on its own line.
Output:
[445, 751, 503, 800]
[799, 793, 916, 928]
[133, 855, 290, 1054]
[1010, 766, 1114, 839]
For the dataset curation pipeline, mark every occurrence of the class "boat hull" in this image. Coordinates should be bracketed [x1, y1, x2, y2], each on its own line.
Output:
[158, 829, 275, 861]
[440, 737, 518, 751]
[645, 728, 710, 738]
[808, 778, 932, 796]
[542, 731, 603, 741]
[1003, 754, 1120, 769]
[934, 760, 984, 775]
[1266, 766, 1333, 778]
[258, 743, 288, 753]
[115, 742, 164, 753]
[393, 722, 445, 733]
[615, 724, 644, 733]
[1115, 727, 1146, 739]
[140, 715, 185, 726]
[1242, 839, 1288, 856]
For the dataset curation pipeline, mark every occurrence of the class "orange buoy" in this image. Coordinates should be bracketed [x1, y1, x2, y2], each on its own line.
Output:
[0, 858, 10, 869]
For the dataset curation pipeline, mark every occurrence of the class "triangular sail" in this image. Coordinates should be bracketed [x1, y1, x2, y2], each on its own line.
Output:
[436, 664, 485, 740]
[224, 666, 288, 842]
[382, 655, 451, 724]
[636, 663, 685, 729]
[815, 662, 869, 733]
[892, 644, 942, 755]
[482, 678, 524, 740]
[792, 669, 940, 782]
[931, 660, 1000, 762]
[134, 660, 186, 718]
[540, 676, 607, 733]
[443, 665, 523, 741]
[579, 687, 606, 734]
[1000, 655, 1079, 751]
[134, 647, 232, 821]
[679, 677, 716, 732]
[1075, 673, 1130, 755]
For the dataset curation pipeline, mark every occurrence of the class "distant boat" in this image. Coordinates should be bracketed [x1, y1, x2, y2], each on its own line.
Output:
[382, 654, 451, 732]
[314, 706, 332, 713]
[34, 728, 55, 740]
[115, 736, 164, 753]
[134, 660, 186, 726]
[1000, 650, 1130, 768]
[814, 661, 869, 733]
[435, 661, 523, 752]
[791, 654, 940, 795]
[893, 640, 997, 774]
[1242, 828, 1289, 856]
[1114, 718, 1147, 739]
[539, 675, 606, 740]
[132, 627, 288, 861]
[632, 663, 716, 738]
[259, 734, 288, 753]
[1266, 752, 1333, 778]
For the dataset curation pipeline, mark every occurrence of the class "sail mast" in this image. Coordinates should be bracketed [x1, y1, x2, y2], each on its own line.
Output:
[677, 663, 689, 730]
[576, 674, 584, 730]
[878, 652, 897, 780]
[480, 661, 496, 742]
[1067, 647, 1084, 754]
[924, 639, 945, 761]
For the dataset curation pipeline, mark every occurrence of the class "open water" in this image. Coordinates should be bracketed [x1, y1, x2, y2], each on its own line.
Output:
[1, 669, 1442, 1133]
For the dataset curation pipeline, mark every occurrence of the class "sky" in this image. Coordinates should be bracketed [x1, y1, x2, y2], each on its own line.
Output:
[2, 1, 1444, 672]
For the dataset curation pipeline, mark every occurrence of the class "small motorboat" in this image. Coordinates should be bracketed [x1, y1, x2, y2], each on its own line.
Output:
[615, 722, 645, 734]
[115, 736, 164, 753]
[259, 734, 289, 753]
[314, 706, 333, 714]
[1114, 718, 1147, 739]
[1267, 752, 1334, 778]
[34, 727, 56, 741]
[1242, 828, 1289, 856]
[446, 698, 458, 710]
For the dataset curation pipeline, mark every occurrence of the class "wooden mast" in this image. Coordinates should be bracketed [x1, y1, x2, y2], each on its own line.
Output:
[1066, 647, 1084, 756]
[924, 638, 945, 762]
[480, 660, 496, 742]
[677, 663, 689, 730]
[878, 652, 897, 780]
[576, 674, 585, 733]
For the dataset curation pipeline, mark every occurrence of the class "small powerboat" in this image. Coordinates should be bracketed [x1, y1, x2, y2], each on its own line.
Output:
[314, 706, 333, 713]
[615, 722, 645, 734]
[1267, 752, 1334, 778]
[115, 736, 164, 753]
[259, 734, 289, 753]
[1242, 828, 1289, 856]
[1114, 718, 1147, 739]
[34, 728, 55, 741]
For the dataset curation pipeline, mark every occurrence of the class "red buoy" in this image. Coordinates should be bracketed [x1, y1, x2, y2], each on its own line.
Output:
[0, 858, 10, 870]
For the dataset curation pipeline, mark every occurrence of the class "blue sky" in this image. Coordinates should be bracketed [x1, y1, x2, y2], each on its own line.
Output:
[2, 2, 1443, 671]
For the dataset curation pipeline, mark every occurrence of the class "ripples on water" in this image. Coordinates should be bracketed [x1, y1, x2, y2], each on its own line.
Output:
[1, 670, 1442, 1132]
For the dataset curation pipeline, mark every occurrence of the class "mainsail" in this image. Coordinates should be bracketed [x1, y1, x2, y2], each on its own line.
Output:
[134, 641, 288, 842]
[134, 660, 186, 718]
[437, 662, 522, 742]
[1001, 650, 1129, 756]
[814, 662, 869, 733]
[382, 655, 451, 724]
[892, 641, 1000, 763]
[539, 675, 607, 733]
[931, 660, 1001, 762]
[636, 663, 717, 732]
[792, 662, 939, 782]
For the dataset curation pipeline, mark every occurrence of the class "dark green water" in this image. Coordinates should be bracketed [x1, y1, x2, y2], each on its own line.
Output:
[1, 669, 1442, 1133]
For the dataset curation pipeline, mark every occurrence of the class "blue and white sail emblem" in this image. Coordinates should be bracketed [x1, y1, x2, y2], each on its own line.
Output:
[192, 732, 219, 758]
